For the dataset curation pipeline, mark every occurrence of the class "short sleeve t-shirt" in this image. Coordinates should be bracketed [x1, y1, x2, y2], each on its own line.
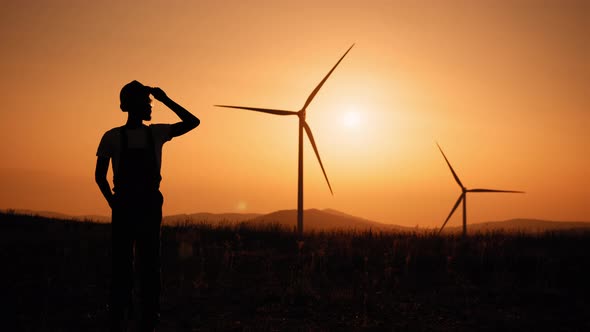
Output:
[96, 124, 172, 178]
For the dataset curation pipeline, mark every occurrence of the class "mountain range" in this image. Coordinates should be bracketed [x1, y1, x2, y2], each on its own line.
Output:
[2, 208, 590, 233]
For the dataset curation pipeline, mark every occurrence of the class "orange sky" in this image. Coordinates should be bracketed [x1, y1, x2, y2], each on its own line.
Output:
[1, 0, 588, 227]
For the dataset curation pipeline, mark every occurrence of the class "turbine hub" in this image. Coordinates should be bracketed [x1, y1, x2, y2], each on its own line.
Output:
[298, 109, 306, 120]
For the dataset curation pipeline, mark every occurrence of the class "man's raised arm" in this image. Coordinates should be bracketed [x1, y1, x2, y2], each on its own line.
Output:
[150, 87, 200, 138]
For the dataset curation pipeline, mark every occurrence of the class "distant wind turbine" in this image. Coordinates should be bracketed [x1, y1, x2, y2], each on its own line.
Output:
[437, 143, 524, 236]
[216, 44, 354, 235]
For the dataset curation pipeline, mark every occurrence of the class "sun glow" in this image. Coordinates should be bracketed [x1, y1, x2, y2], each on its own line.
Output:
[341, 110, 362, 129]
[235, 200, 248, 211]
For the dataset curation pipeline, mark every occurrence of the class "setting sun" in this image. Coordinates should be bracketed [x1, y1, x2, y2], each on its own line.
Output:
[341, 110, 362, 129]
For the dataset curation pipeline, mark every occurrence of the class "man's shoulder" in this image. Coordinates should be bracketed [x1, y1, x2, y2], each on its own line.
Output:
[148, 123, 172, 141]
[97, 126, 123, 157]
[104, 126, 124, 135]
[100, 126, 123, 143]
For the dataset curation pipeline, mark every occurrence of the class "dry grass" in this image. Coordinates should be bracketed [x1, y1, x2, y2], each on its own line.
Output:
[1, 212, 589, 331]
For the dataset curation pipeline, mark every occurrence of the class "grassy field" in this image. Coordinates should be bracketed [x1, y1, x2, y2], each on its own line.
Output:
[1, 212, 589, 331]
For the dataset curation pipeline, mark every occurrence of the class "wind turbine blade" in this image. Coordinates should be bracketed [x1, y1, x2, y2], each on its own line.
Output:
[468, 189, 525, 193]
[439, 193, 464, 234]
[302, 44, 354, 110]
[303, 121, 333, 195]
[214, 105, 298, 116]
[436, 143, 464, 189]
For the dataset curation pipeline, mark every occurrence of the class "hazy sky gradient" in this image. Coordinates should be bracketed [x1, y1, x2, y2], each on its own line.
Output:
[1, 0, 588, 226]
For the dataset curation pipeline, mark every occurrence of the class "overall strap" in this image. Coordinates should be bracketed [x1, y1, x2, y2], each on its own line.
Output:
[120, 125, 128, 151]
[145, 125, 156, 156]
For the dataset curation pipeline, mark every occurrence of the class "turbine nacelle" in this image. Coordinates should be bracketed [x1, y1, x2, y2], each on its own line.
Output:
[298, 109, 306, 120]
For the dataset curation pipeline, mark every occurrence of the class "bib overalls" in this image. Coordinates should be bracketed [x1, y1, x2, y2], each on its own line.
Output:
[110, 125, 163, 331]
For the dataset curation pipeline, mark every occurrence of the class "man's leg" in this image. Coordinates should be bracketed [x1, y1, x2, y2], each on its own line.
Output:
[110, 208, 134, 332]
[136, 196, 163, 331]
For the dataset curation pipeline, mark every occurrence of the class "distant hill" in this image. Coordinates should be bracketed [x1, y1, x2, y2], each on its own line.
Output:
[1, 208, 409, 231]
[247, 208, 411, 232]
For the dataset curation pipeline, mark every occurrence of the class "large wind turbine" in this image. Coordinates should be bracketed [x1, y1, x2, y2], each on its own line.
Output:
[215, 44, 354, 235]
[437, 143, 524, 236]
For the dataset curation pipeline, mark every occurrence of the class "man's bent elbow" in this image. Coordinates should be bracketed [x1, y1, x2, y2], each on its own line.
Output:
[191, 117, 200, 129]
[186, 117, 200, 132]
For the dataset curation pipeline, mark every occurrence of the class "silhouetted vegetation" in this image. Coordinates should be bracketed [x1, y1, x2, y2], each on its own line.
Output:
[2, 212, 589, 331]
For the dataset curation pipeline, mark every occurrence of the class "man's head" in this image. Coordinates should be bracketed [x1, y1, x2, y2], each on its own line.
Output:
[120, 80, 153, 121]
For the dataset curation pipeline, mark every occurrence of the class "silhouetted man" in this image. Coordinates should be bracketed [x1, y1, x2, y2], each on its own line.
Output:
[95, 80, 199, 331]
